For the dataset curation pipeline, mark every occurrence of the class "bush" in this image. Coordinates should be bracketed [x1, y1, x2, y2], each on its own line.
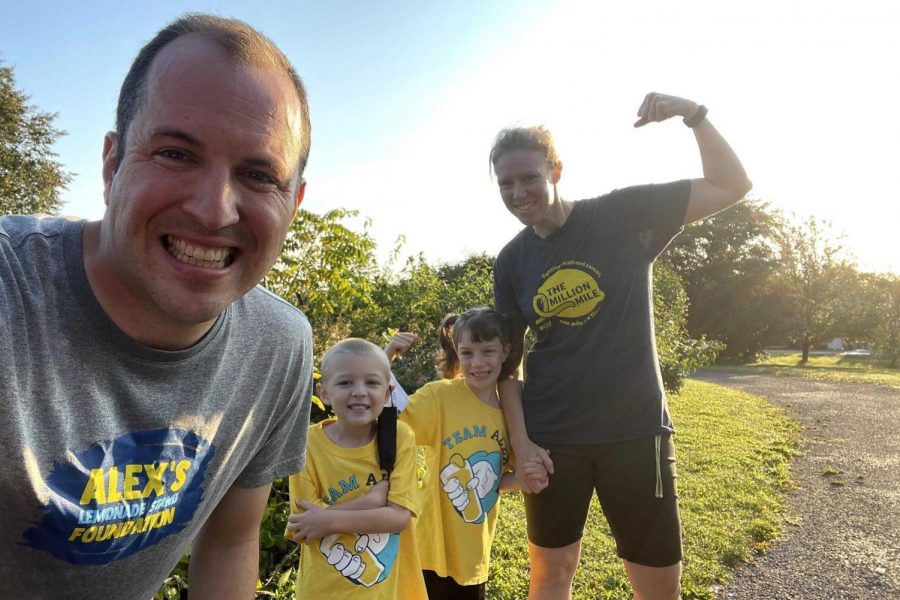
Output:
[654, 260, 723, 392]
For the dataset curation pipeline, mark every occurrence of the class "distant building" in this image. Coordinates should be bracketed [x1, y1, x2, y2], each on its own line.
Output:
[827, 338, 844, 351]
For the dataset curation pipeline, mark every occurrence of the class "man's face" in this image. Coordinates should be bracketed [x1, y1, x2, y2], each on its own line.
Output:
[99, 35, 306, 341]
[494, 149, 558, 229]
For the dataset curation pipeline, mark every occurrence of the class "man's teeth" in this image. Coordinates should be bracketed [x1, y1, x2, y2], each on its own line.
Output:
[167, 236, 232, 269]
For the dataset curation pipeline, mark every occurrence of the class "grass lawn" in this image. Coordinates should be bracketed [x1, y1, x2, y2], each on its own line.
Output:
[707, 351, 900, 389]
[487, 380, 799, 600]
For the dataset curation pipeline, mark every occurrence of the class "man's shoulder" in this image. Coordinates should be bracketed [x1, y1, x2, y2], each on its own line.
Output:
[223, 287, 313, 369]
[0, 215, 75, 247]
[237, 286, 312, 338]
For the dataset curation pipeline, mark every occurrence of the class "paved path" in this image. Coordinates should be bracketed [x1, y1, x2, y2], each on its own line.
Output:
[691, 370, 899, 600]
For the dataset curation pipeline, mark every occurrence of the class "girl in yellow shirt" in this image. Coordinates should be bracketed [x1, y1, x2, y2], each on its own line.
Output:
[386, 308, 545, 599]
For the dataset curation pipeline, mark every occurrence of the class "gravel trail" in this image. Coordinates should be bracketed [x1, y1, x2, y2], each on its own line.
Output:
[690, 370, 899, 600]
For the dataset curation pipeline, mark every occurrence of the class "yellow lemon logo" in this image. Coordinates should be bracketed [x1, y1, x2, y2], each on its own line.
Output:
[533, 268, 604, 324]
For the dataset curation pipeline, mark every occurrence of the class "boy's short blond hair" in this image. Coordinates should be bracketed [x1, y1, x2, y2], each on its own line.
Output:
[320, 338, 392, 382]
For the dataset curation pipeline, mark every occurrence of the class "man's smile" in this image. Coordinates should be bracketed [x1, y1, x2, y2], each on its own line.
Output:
[165, 235, 234, 269]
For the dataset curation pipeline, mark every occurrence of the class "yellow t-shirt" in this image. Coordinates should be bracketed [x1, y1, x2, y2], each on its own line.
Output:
[400, 378, 513, 586]
[287, 419, 426, 599]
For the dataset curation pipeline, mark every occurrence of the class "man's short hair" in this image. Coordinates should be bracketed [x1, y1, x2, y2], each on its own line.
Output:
[115, 13, 311, 178]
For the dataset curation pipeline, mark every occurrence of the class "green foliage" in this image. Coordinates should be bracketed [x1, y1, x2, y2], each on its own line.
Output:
[256, 477, 300, 599]
[665, 200, 893, 365]
[262, 208, 379, 362]
[849, 273, 900, 367]
[488, 380, 799, 599]
[653, 259, 723, 391]
[0, 59, 72, 215]
[351, 252, 495, 391]
[664, 200, 785, 362]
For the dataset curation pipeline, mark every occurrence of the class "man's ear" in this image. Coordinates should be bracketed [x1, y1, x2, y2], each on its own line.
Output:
[292, 179, 307, 219]
[101, 132, 119, 206]
[550, 161, 563, 185]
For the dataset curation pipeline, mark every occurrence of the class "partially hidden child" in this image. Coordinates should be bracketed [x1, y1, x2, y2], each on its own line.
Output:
[285, 338, 427, 599]
[385, 307, 548, 599]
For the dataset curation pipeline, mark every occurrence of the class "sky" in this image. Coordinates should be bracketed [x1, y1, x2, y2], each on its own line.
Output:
[2, 0, 897, 274]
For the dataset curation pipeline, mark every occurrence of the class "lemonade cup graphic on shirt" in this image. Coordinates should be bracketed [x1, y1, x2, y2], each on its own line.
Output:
[319, 531, 390, 587]
[440, 454, 484, 523]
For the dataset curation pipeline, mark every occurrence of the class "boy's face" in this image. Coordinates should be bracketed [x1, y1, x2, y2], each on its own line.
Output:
[318, 351, 391, 428]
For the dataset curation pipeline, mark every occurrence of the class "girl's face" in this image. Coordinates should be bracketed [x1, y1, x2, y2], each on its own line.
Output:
[455, 330, 510, 394]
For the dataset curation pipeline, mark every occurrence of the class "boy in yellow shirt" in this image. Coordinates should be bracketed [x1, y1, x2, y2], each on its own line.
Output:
[286, 338, 426, 599]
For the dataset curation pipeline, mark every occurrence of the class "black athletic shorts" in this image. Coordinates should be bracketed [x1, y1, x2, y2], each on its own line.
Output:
[422, 570, 485, 600]
[524, 434, 682, 568]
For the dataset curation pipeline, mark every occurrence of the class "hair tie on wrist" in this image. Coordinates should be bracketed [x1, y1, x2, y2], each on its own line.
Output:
[683, 105, 708, 128]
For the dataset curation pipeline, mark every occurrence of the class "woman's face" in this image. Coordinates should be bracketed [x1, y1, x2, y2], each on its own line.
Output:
[494, 149, 559, 229]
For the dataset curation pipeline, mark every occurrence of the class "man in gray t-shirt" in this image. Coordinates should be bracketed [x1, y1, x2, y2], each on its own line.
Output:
[0, 15, 314, 599]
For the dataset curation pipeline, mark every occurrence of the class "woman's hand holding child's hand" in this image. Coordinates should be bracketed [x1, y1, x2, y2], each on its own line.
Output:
[515, 440, 553, 494]
[522, 457, 550, 491]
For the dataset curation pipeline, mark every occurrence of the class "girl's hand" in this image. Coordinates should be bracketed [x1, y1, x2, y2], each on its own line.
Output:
[514, 440, 553, 494]
[522, 457, 549, 490]
[633, 92, 700, 128]
[385, 332, 419, 362]
[287, 500, 335, 543]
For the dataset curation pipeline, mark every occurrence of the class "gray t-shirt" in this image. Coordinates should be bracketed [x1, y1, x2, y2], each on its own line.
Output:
[0, 216, 313, 598]
[493, 181, 690, 445]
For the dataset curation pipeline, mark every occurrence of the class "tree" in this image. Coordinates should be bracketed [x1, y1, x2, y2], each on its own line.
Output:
[663, 200, 786, 361]
[263, 208, 379, 360]
[774, 216, 859, 363]
[873, 274, 900, 367]
[0, 59, 72, 215]
[849, 272, 900, 367]
[351, 252, 495, 391]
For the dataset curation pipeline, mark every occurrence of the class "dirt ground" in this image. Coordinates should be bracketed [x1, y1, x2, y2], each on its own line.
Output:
[691, 370, 899, 600]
